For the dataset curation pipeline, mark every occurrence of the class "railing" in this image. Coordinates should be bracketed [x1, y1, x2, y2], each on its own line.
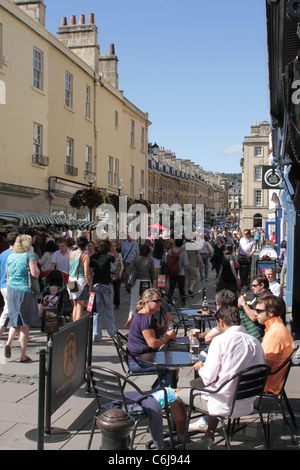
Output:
[64, 164, 78, 176]
[32, 154, 49, 166]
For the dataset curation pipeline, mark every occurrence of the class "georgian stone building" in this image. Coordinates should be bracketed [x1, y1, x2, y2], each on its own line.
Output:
[0, 0, 149, 224]
[240, 121, 270, 231]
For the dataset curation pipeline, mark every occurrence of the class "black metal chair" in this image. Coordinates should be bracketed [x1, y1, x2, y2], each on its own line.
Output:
[85, 365, 174, 450]
[261, 351, 297, 445]
[183, 364, 270, 450]
[112, 330, 163, 386]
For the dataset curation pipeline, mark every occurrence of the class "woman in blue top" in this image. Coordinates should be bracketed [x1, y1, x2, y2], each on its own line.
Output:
[67, 235, 92, 322]
[127, 288, 176, 388]
[5, 234, 40, 362]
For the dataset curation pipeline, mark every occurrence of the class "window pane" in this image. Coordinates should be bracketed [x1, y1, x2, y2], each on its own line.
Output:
[33, 48, 42, 89]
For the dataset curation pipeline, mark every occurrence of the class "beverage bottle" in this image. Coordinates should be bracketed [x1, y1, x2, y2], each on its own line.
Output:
[166, 321, 173, 331]
[189, 330, 200, 361]
[202, 288, 208, 311]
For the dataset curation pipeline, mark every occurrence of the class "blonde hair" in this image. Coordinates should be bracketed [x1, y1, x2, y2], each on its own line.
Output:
[13, 234, 32, 253]
[136, 288, 161, 311]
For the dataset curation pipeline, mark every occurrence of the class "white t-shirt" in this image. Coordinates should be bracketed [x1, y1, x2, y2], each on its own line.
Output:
[51, 249, 70, 274]
[198, 325, 265, 418]
[269, 280, 284, 298]
[239, 237, 255, 256]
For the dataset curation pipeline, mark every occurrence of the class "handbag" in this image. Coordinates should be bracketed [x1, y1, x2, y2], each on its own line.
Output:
[111, 261, 121, 283]
[125, 259, 137, 289]
[68, 252, 82, 292]
[27, 253, 40, 295]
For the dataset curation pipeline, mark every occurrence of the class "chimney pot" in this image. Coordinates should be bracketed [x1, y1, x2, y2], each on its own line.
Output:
[79, 14, 85, 24]
[89, 13, 94, 24]
[61, 17, 67, 26]
[109, 43, 115, 55]
[70, 15, 76, 25]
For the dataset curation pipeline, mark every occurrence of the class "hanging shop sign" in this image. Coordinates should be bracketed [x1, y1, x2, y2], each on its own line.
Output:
[262, 166, 282, 189]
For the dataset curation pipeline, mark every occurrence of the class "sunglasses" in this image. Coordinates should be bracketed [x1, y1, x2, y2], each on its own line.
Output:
[255, 309, 266, 314]
[150, 299, 162, 304]
[251, 283, 259, 287]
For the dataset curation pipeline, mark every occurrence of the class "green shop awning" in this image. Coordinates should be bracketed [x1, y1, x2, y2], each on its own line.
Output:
[0, 209, 70, 227]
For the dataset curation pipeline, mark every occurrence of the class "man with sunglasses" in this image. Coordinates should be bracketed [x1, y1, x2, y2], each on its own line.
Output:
[255, 294, 294, 394]
[238, 274, 271, 337]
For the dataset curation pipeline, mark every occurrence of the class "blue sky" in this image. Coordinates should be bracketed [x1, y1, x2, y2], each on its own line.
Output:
[45, 0, 270, 174]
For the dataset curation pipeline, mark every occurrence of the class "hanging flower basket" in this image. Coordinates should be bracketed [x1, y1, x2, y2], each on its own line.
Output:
[69, 188, 107, 209]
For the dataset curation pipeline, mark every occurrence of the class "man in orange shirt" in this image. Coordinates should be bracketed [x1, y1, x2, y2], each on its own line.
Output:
[255, 294, 295, 394]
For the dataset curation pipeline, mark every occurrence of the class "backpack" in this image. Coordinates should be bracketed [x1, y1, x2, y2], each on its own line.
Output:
[167, 249, 182, 277]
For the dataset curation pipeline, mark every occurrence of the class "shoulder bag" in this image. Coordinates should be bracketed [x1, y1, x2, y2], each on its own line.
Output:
[68, 252, 83, 292]
[27, 253, 41, 295]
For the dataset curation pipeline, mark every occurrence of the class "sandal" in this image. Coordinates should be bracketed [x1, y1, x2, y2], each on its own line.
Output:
[4, 345, 11, 358]
[20, 356, 32, 363]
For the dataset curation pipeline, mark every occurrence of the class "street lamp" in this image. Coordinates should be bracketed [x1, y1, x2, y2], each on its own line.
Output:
[86, 172, 97, 240]
[118, 178, 123, 196]
[138, 186, 144, 200]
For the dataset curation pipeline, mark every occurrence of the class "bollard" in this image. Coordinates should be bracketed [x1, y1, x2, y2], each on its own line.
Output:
[96, 408, 135, 450]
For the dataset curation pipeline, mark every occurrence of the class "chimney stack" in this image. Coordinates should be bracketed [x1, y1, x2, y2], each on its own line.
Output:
[98, 43, 119, 89]
[57, 13, 99, 72]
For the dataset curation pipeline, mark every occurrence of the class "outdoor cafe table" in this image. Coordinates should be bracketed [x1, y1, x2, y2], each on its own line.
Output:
[138, 350, 196, 388]
[179, 308, 215, 332]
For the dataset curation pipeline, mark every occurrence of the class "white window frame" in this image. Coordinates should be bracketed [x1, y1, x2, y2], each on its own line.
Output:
[254, 189, 262, 207]
[66, 137, 74, 168]
[33, 122, 42, 160]
[108, 156, 113, 185]
[141, 126, 145, 152]
[85, 85, 91, 119]
[254, 165, 262, 181]
[85, 145, 92, 174]
[130, 165, 134, 196]
[130, 120, 135, 146]
[65, 72, 73, 108]
[33, 48, 43, 90]
[254, 146, 262, 157]
[114, 158, 119, 186]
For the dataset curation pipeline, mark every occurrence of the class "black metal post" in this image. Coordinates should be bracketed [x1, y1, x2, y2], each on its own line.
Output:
[37, 349, 47, 450]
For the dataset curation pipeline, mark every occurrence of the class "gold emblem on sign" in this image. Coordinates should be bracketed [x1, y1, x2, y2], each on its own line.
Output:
[64, 333, 76, 376]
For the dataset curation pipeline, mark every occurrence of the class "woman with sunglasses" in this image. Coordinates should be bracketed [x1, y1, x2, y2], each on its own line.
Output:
[127, 288, 176, 387]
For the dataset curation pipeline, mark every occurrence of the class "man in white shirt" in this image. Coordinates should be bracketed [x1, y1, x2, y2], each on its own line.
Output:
[177, 305, 265, 448]
[265, 267, 284, 298]
[50, 238, 70, 275]
[238, 229, 256, 290]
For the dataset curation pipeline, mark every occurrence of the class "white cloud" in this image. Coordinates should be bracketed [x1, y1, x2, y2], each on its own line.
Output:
[220, 144, 242, 156]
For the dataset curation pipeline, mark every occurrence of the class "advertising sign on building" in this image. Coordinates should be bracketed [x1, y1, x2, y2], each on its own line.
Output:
[262, 165, 282, 189]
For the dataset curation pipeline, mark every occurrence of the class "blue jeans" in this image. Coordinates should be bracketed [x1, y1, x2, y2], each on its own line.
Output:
[199, 253, 210, 281]
[92, 283, 116, 339]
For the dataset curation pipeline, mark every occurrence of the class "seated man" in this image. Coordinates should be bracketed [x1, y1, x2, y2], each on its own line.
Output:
[255, 294, 294, 394]
[177, 306, 265, 448]
[264, 267, 284, 298]
[238, 274, 271, 337]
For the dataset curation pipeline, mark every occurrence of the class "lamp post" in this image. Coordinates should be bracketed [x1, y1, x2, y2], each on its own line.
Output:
[138, 186, 144, 201]
[118, 178, 123, 196]
[86, 172, 97, 240]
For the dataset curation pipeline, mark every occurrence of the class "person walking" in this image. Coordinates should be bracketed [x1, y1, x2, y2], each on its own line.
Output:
[0, 231, 19, 339]
[124, 243, 155, 328]
[5, 234, 40, 362]
[199, 234, 213, 282]
[67, 235, 92, 322]
[238, 229, 255, 290]
[90, 238, 119, 340]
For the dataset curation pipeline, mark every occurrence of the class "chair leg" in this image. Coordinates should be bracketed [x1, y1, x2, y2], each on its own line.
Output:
[278, 399, 296, 445]
[282, 390, 297, 428]
[220, 419, 231, 450]
[87, 415, 97, 450]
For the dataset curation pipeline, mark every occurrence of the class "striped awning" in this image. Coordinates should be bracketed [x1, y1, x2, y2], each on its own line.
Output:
[0, 209, 70, 227]
[69, 220, 98, 231]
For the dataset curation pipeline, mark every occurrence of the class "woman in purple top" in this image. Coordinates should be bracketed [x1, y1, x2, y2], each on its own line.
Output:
[127, 288, 176, 387]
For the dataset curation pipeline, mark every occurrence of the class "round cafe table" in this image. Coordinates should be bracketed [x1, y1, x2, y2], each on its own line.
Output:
[138, 350, 196, 388]
[179, 308, 215, 332]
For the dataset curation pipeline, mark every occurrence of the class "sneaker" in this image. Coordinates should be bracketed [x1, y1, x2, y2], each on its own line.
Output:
[188, 416, 208, 432]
